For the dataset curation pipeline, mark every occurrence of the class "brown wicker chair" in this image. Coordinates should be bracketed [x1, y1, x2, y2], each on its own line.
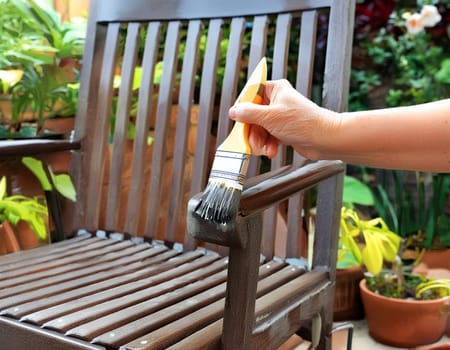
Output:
[0, 0, 355, 348]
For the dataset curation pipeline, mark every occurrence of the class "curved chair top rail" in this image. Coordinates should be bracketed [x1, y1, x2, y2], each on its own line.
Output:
[94, 0, 334, 22]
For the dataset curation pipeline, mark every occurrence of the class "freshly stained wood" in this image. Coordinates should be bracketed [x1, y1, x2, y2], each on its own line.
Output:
[11, 252, 216, 320]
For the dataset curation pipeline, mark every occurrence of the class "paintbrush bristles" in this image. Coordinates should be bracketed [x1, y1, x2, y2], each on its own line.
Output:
[195, 150, 250, 224]
[194, 182, 241, 224]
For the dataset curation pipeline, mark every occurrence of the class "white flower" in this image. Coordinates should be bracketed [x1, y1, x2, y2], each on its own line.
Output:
[420, 5, 442, 27]
[405, 13, 425, 35]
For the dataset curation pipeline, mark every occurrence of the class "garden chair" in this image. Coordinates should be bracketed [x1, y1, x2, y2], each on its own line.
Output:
[0, 0, 355, 349]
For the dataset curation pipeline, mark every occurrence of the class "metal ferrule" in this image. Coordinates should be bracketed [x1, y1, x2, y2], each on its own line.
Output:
[209, 150, 250, 190]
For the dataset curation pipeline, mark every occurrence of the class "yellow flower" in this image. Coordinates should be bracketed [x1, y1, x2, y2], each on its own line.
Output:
[405, 13, 424, 35]
[420, 5, 441, 28]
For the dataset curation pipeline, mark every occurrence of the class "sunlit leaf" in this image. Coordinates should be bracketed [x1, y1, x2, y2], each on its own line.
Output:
[343, 176, 375, 206]
[0, 176, 6, 200]
[52, 174, 76, 202]
[21, 157, 52, 191]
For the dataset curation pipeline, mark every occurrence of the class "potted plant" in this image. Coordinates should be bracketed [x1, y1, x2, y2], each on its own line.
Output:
[333, 175, 377, 321]
[360, 260, 450, 348]
[0, 0, 86, 138]
[337, 204, 450, 347]
[0, 175, 48, 251]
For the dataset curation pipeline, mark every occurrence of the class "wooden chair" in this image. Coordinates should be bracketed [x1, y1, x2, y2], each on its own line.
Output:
[0, 0, 355, 349]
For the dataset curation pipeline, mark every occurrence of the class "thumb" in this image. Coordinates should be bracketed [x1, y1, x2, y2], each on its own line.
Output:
[229, 102, 270, 126]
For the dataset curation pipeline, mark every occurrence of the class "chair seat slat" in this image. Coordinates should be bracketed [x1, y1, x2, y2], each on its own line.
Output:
[0, 236, 100, 272]
[41, 255, 226, 332]
[7, 252, 209, 325]
[119, 261, 305, 349]
[0, 240, 145, 287]
[0, 249, 183, 310]
[0, 243, 164, 296]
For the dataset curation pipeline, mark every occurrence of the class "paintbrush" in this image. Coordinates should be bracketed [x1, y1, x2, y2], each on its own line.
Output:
[194, 57, 267, 225]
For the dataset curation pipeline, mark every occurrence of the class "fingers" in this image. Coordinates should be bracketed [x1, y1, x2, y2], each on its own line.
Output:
[229, 102, 271, 126]
[248, 124, 280, 158]
[230, 79, 293, 159]
[264, 134, 279, 158]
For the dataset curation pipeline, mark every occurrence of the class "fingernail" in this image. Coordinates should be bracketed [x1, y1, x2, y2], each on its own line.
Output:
[229, 106, 238, 119]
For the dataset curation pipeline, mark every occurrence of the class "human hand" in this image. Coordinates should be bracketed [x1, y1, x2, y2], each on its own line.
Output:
[229, 79, 338, 159]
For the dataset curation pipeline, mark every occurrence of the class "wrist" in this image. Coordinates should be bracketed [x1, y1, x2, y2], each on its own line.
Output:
[307, 107, 342, 160]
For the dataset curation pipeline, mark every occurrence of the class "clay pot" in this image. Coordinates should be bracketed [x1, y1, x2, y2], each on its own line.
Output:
[421, 249, 450, 270]
[360, 279, 449, 348]
[333, 266, 365, 321]
[15, 221, 44, 250]
[0, 221, 20, 255]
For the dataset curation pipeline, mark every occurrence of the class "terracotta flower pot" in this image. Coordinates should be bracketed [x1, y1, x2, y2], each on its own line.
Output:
[333, 266, 365, 321]
[360, 279, 449, 348]
[421, 248, 450, 270]
[15, 221, 43, 250]
[0, 221, 20, 255]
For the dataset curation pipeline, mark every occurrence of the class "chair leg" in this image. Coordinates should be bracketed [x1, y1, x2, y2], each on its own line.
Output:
[221, 214, 262, 350]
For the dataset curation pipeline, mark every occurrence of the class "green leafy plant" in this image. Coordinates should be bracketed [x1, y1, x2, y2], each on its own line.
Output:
[351, 2, 449, 109]
[0, 175, 48, 240]
[0, 0, 86, 134]
[365, 267, 450, 300]
[373, 171, 450, 251]
[21, 156, 76, 202]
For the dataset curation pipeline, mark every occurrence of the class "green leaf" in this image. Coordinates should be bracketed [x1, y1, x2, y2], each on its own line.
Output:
[52, 174, 76, 202]
[21, 157, 52, 191]
[435, 59, 450, 84]
[343, 176, 374, 206]
[0, 176, 6, 200]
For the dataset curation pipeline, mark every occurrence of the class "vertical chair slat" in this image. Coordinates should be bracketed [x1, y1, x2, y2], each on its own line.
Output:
[106, 23, 141, 230]
[124, 22, 161, 235]
[70, 10, 105, 230]
[322, 0, 355, 112]
[190, 19, 223, 196]
[296, 11, 318, 96]
[246, 15, 268, 178]
[167, 20, 202, 244]
[216, 17, 246, 146]
[286, 10, 318, 258]
[261, 14, 292, 259]
[145, 21, 181, 237]
[85, 23, 121, 229]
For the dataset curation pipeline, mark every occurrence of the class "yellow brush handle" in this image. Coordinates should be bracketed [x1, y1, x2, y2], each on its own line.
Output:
[218, 57, 267, 154]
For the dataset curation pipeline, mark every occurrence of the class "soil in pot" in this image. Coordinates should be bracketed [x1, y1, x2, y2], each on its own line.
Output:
[360, 279, 449, 348]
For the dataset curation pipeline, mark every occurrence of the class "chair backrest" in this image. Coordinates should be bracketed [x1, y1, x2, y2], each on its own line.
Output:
[67, 0, 354, 259]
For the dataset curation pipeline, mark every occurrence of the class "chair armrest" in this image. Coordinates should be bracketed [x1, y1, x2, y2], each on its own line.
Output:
[187, 159, 344, 248]
[240, 159, 345, 216]
[0, 139, 81, 157]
